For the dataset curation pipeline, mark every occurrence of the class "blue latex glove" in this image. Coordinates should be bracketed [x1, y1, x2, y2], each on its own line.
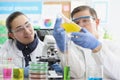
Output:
[51, 63, 63, 74]
[71, 28, 101, 50]
[53, 18, 67, 52]
[24, 66, 29, 78]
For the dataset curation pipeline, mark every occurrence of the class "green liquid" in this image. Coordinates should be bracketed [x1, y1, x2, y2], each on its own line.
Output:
[64, 66, 70, 80]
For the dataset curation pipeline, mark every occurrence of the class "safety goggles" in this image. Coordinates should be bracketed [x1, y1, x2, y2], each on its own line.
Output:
[72, 16, 95, 25]
[12, 21, 32, 33]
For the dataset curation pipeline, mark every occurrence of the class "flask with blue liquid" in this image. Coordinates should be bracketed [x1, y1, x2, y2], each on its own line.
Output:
[87, 65, 103, 80]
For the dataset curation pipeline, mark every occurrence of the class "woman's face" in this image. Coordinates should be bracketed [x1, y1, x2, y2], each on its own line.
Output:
[10, 15, 35, 44]
[72, 10, 100, 38]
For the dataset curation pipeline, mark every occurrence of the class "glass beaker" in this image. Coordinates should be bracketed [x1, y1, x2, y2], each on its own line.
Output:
[3, 68, 12, 79]
[13, 68, 24, 80]
[3, 57, 13, 79]
[87, 65, 103, 80]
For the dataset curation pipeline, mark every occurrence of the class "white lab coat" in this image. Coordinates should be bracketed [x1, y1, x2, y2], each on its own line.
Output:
[92, 39, 120, 80]
[57, 39, 120, 80]
[0, 38, 44, 68]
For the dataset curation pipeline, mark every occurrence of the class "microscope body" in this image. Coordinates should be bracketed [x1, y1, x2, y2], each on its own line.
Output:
[37, 35, 63, 79]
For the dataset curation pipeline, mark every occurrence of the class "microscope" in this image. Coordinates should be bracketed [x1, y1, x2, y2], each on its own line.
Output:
[36, 35, 63, 79]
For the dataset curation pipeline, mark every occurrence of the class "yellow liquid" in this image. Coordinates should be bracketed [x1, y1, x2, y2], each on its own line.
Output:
[13, 68, 24, 80]
[62, 22, 81, 33]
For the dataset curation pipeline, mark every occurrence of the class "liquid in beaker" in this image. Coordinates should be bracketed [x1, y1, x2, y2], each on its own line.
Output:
[3, 68, 12, 79]
[87, 65, 103, 80]
[59, 14, 81, 33]
[13, 68, 24, 80]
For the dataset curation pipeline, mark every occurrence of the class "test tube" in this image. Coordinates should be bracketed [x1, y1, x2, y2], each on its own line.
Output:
[64, 66, 70, 80]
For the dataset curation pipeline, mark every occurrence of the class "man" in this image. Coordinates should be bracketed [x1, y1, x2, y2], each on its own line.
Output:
[53, 5, 120, 79]
[0, 11, 62, 78]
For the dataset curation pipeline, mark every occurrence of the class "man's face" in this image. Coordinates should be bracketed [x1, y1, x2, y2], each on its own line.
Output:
[10, 15, 35, 44]
[72, 10, 99, 38]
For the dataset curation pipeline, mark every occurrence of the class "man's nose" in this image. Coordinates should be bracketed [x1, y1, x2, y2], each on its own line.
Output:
[78, 22, 85, 27]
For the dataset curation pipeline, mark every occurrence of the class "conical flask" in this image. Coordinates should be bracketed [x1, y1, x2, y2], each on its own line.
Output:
[58, 13, 81, 33]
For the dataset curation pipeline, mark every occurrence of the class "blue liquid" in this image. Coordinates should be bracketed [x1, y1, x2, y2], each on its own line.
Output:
[88, 77, 102, 80]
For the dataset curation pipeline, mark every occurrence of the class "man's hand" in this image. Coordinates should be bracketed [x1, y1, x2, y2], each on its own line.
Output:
[71, 28, 101, 50]
[53, 18, 67, 52]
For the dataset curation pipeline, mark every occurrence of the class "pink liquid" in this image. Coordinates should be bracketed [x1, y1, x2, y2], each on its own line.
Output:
[3, 68, 12, 79]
